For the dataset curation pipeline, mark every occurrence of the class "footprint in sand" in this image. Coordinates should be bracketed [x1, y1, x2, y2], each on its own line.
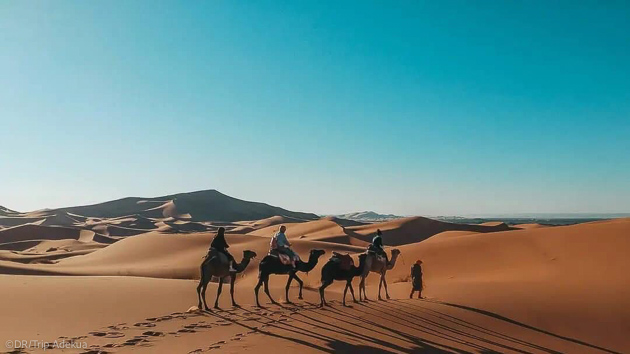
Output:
[178, 328, 197, 333]
[122, 337, 149, 346]
[206, 340, 226, 350]
[107, 325, 128, 330]
[134, 322, 157, 328]
[80, 350, 110, 354]
[143, 331, 165, 337]
[89, 331, 125, 338]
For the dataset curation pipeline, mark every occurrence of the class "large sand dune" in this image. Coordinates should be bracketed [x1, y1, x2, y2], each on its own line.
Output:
[0, 192, 628, 353]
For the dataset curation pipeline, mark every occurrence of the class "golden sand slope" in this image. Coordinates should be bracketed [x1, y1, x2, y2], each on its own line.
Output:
[0, 217, 628, 352]
[0, 275, 622, 354]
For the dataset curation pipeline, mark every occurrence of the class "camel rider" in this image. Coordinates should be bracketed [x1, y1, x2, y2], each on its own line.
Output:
[210, 227, 237, 272]
[367, 229, 388, 262]
[271, 225, 298, 268]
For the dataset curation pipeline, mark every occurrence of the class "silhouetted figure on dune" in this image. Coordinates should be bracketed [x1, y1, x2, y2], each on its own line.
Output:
[410, 260, 423, 299]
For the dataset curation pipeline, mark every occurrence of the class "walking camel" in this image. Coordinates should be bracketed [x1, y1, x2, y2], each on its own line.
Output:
[197, 249, 257, 310]
[359, 248, 401, 301]
[255, 249, 326, 306]
[319, 253, 368, 307]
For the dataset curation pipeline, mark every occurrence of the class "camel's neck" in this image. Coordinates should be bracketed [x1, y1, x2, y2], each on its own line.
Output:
[298, 254, 322, 272]
[235, 257, 251, 273]
[353, 259, 366, 276]
[386, 252, 399, 270]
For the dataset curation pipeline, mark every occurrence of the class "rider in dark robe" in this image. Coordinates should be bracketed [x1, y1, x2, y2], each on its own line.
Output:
[367, 229, 388, 262]
[210, 227, 236, 271]
[410, 260, 423, 299]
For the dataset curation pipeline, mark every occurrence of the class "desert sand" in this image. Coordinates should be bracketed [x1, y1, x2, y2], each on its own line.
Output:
[0, 191, 628, 353]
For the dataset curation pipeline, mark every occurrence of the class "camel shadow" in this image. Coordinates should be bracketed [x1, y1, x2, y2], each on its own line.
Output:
[373, 300, 621, 354]
[411, 300, 621, 354]
[202, 303, 456, 353]
[196, 297, 620, 353]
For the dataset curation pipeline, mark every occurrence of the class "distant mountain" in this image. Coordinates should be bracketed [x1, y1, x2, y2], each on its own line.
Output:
[0, 206, 18, 216]
[5, 190, 319, 223]
[335, 211, 404, 223]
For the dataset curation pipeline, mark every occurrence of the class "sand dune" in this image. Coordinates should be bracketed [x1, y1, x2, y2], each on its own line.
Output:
[0, 192, 628, 353]
[12, 189, 319, 222]
[2, 275, 620, 354]
[0, 224, 84, 243]
[514, 223, 548, 229]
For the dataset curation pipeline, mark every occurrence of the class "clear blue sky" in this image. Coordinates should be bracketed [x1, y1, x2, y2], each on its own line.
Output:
[1, 1, 629, 215]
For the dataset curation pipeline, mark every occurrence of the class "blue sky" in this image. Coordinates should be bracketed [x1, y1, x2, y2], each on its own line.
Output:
[1, 1, 629, 215]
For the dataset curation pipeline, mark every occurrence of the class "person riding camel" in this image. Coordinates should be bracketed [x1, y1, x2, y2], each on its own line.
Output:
[209, 227, 237, 272]
[270, 225, 298, 268]
[367, 229, 388, 263]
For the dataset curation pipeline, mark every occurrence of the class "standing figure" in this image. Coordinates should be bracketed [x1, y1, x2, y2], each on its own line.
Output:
[410, 260, 423, 299]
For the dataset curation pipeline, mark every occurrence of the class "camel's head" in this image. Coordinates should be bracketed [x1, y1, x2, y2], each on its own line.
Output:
[243, 250, 257, 260]
[310, 249, 326, 258]
[391, 249, 401, 256]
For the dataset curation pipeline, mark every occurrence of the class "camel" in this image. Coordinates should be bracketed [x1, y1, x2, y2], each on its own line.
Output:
[197, 249, 257, 310]
[359, 249, 401, 301]
[255, 249, 326, 307]
[319, 253, 368, 307]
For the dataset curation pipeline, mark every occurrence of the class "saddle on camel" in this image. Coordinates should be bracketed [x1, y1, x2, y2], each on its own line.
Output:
[269, 225, 299, 267]
[331, 252, 354, 270]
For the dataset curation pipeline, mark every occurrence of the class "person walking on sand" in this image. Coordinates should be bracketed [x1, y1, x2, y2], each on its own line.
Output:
[209, 227, 237, 272]
[410, 260, 423, 299]
[271, 225, 298, 268]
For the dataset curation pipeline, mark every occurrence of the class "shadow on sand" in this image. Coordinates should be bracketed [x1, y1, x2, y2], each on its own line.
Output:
[199, 297, 620, 353]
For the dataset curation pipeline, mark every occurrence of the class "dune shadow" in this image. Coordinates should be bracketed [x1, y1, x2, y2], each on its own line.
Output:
[424, 300, 621, 354]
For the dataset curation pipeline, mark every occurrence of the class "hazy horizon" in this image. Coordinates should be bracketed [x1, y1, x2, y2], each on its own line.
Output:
[2, 188, 629, 219]
[2, 1, 629, 215]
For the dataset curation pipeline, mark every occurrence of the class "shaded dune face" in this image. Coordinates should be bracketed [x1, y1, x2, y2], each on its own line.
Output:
[1, 192, 629, 352]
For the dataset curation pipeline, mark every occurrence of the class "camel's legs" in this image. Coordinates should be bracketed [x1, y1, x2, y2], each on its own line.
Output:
[319, 279, 332, 307]
[358, 276, 363, 301]
[378, 274, 384, 300]
[263, 277, 277, 305]
[254, 274, 265, 307]
[343, 281, 349, 306]
[199, 276, 211, 310]
[382, 272, 391, 299]
[359, 275, 370, 302]
[230, 274, 238, 307]
[293, 273, 305, 300]
[285, 273, 295, 303]
[214, 277, 224, 309]
[349, 280, 357, 303]
[196, 278, 204, 309]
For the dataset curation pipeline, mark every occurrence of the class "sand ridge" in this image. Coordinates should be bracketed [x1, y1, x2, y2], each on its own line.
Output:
[0, 191, 628, 352]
